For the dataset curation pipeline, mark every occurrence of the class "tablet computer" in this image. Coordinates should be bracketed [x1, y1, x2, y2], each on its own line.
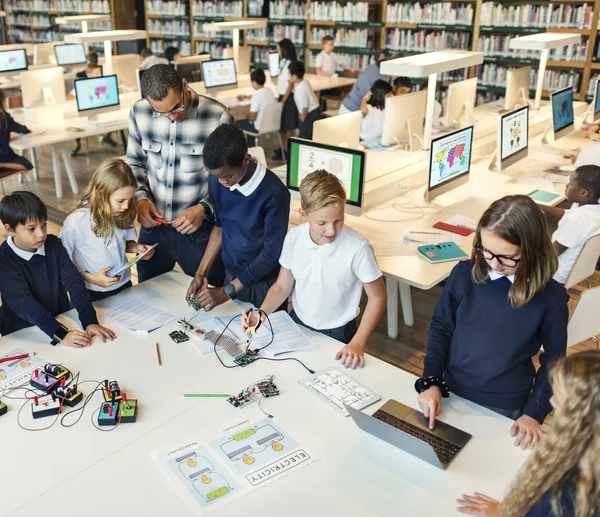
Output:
[110, 243, 158, 277]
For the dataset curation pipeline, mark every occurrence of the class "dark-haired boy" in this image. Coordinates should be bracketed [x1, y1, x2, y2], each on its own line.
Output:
[186, 124, 290, 310]
[0, 192, 115, 346]
[289, 61, 321, 139]
[236, 68, 276, 146]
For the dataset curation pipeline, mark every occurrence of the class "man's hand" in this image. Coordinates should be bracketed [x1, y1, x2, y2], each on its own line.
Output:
[196, 287, 229, 312]
[137, 199, 162, 228]
[62, 330, 92, 348]
[186, 273, 208, 303]
[172, 205, 205, 235]
[510, 415, 543, 450]
[86, 267, 121, 288]
[417, 386, 442, 430]
[456, 493, 500, 516]
[86, 324, 116, 343]
[335, 341, 365, 369]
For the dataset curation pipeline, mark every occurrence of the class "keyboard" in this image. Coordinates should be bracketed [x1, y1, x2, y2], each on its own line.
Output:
[373, 409, 461, 466]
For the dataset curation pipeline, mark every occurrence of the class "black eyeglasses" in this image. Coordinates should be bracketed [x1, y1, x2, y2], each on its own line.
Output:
[475, 245, 521, 268]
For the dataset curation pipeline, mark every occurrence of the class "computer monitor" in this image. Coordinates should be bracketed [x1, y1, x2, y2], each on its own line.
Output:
[551, 86, 574, 141]
[313, 111, 362, 149]
[34, 42, 62, 66]
[74, 74, 120, 118]
[175, 55, 211, 83]
[497, 105, 529, 170]
[0, 49, 28, 75]
[592, 78, 600, 124]
[381, 90, 427, 148]
[268, 51, 280, 79]
[427, 126, 473, 202]
[223, 47, 251, 75]
[54, 44, 87, 66]
[20, 67, 66, 108]
[201, 58, 237, 94]
[286, 138, 366, 216]
[444, 77, 477, 127]
[504, 66, 531, 111]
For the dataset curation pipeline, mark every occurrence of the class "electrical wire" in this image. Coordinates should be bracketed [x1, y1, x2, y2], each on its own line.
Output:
[59, 380, 105, 428]
[90, 406, 121, 432]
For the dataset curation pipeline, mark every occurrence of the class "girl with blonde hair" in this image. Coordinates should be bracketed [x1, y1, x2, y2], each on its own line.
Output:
[417, 195, 569, 449]
[60, 158, 154, 301]
[457, 350, 600, 516]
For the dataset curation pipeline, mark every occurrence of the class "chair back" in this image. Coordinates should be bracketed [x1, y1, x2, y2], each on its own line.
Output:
[248, 146, 267, 167]
[565, 233, 600, 289]
[567, 285, 600, 347]
[257, 102, 282, 135]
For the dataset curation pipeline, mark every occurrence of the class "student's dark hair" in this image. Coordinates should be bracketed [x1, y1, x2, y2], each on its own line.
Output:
[368, 79, 393, 110]
[163, 46, 180, 62]
[278, 38, 297, 62]
[141, 64, 183, 101]
[0, 191, 47, 230]
[377, 51, 409, 66]
[250, 68, 266, 86]
[140, 48, 153, 58]
[574, 165, 600, 201]
[289, 60, 305, 79]
[322, 35, 334, 44]
[0, 88, 7, 131]
[203, 124, 247, 170]
[393, 76, 411, 90]
[87, 50, 99, 65]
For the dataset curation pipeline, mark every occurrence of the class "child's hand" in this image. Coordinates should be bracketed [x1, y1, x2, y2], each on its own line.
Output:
[510, 415, 543, 450]
[86, 324, 116, 343]
[87, 267, 121, 288]
[456, 492, 500, 516]
[62, 330, 92, 348]
[132, 243, 155, 260]
[335, 341, 365, 369]
[241, 309, 265, 332]
[362, 91, 373, 103]
[186, 273, 208, 303]
[417, 387, 442, 429]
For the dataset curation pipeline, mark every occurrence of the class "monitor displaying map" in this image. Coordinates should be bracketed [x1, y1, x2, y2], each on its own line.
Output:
[551, 86, 574, 134]
[0, 49, 28, 73]
[74, 75, 120, 113]
[429, 126, 473, 191]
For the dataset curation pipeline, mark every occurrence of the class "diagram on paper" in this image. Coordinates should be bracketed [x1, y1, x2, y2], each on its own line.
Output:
[0, 349, 45, 392]
[299, 145, 353, 197]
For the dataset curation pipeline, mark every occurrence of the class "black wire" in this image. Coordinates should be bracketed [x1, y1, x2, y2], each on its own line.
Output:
[251, 311, 274, 352]
[90, 406, 121, 432]
[60, 380, 105, 428]
[254, 356, 315, 374]
[213, 314, 244, 369]
[17, 394, 65, 432]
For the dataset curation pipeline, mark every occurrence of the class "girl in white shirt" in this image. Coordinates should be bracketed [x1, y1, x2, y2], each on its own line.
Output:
[360, 80, 393, 143]
[60, 158, 155, 301]
[276, 38, 299, 160]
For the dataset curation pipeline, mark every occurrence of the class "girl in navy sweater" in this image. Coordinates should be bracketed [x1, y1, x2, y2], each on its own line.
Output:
[417, 196, 568, 449]
[0, 88, 33, 172]
[456, 351, 600, 517]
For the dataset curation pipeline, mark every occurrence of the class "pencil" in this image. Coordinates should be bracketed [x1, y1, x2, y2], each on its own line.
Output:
[181, 393, 230, 398]
[409, 231, 442, 235]
[156, 342, 162, 366]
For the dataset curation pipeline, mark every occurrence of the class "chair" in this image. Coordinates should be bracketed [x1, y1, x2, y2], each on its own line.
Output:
[564, 233, 600, 290]
[0, 167, 31, 196]
[248, 146, 267, 167]
[567, 285, 600, 348]
[240, 102, 284, 156]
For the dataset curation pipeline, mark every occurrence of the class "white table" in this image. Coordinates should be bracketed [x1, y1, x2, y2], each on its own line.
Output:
[0, 271, 528, 517]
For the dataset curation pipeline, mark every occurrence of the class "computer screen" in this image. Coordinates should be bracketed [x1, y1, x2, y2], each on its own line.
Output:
[54, 44, 87, 66]
[500, 105, 528, 163]
[593, 79, 600, 123]
[551, 86, 574, 135]
[0, 49, 28, 73]
[74, 75, 120, 112]
[429, 126, 473, 191]
[201, 58, 237, 89]
[268, 52, 280, 78]
[287, 138, 365, 213]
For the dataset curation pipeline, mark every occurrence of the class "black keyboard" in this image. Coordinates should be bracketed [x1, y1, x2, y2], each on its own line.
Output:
[373, 409, 462, 466]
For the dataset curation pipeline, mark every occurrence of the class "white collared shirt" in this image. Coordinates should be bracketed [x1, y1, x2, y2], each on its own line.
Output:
[279, 223, 382, 330]
[250, 87, 276, 131]
[293, 79, 319, 115]
[488, 270, 515, 283]
[7, 236, 45, 260]
[316, 51, 341, 75]
[278, 59, 291, 96]
[229, 158, 266, 196]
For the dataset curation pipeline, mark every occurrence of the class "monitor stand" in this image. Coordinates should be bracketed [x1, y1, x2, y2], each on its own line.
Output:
[541, 121, 553, 144]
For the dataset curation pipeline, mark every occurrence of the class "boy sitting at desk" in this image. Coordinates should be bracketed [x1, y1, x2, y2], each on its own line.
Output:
[289, 61, 322, 140]
[0, 192, 115, 346]
[539, 165, 600, 284]
[236, 68, 276, 147]
[242, 169, 386, 369]
[186, 124, 290, 310]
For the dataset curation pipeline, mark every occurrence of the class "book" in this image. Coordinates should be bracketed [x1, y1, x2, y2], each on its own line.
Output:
[416, 241, 469, 263]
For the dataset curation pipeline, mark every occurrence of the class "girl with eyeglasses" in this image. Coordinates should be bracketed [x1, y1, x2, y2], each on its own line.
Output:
[416, 195, 569, 450]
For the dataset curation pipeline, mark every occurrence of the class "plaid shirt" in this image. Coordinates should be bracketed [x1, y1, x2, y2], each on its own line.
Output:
[125, 88, 234, 221]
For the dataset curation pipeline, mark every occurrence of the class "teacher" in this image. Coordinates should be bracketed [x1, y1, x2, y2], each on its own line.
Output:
[126, 64, 234, 285]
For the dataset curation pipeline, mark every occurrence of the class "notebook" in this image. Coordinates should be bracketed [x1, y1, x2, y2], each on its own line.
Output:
[529, 189, 560, 203]
[417, 242, 469, 263]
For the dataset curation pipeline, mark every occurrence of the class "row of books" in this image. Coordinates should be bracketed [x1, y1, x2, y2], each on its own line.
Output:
[269, 0, 306, 20]
[386, 2, 474, 26]
[309, 27, 369, 47]
[480, 2, 593, 29]
[192, 1, 243, 17]
[150, 39, 192, 56]
[194, 26, 232, 39]
[7, 15, 34, 26]
[386, 29, 471, 52]
[247, 26, 305, 44]
[59, 0, 110, 13]
[251, 46, 303, 64]
[147, 0, 188, 16]
[475, 92, 500, 106]
[310, 2, 370, 22]
[195, 40, 232, 58]
[62, 20, 111, 32]
[476, 63, 582, 92]
[33, 30, 61, 42]
[247, 0, 265, 17]
[309, 51, 375, 70]
[586, 73, 599, 97]
[478, 36, 588, 61]
[149, 19, 191, 36]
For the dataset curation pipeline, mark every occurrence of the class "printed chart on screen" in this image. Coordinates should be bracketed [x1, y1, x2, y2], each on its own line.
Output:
[501, 108, 528, 160]
[203, 60, 237, 88]
[429, 129, 472, 189]
[298, 144, 353, 197]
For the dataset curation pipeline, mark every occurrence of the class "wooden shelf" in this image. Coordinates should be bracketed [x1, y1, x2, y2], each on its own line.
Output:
[308, 20, 384, 28]
[547, 60, 585, 68]
[245, 39, 269, 46]
[147, 13, 189, 20]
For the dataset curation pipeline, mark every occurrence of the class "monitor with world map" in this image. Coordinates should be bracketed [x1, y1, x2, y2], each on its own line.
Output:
[427, 126, 473, 202]
[74, 75, 120, 119]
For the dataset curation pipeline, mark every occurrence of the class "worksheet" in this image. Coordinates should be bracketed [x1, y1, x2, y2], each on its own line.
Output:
[0, 349, 45, 393]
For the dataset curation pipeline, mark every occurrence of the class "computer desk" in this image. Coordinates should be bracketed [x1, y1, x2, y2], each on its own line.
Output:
[0, 271, 529, 517]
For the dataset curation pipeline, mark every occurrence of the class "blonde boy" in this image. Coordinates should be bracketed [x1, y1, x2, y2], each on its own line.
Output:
[242, 170, 386, 369]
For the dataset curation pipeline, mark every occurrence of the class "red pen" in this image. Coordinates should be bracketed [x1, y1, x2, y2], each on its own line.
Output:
[0, 352, 36, 364]
[151, 213, 170, 225]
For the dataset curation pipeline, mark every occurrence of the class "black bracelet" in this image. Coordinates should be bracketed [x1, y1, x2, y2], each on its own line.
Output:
[415, 376, 450, 398]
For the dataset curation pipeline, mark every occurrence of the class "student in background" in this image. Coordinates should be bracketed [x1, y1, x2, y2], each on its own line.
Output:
[186, 124, 290, 310]
[139, 48, 169, 70]
[0, 192, 115, 346]
[235, 68, 276, 146]
[164, 46, 181, 66]
[392, 76, 411, 96]
[0, 89, 33, 172]
[275, 38, 298, 160]
[60, 158, 155, 302]
[418, 196, 568, 448]
[539, 165, 600, 284]
[241, 169, 386, 369]
[359, 79, 393, 142]
[315, 35, 356, 78]
[289, 61, 321, 140]
[456, 351, 600, 517]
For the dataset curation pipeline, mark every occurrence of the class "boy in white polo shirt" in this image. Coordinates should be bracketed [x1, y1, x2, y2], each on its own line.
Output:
[242, 169, 386, 369]
[540, 165, 600, 283]
[236, 68, 276, 146]
[289, 61, 322, 139]
[316, 35, 355, 78]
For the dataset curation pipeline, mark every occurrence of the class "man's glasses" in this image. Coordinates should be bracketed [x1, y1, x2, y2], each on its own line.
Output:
[475, 245, 521, 268]
[155, 90, 185, 117]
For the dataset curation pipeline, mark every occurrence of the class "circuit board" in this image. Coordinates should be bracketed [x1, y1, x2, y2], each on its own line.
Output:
[169, 330, 190, 343]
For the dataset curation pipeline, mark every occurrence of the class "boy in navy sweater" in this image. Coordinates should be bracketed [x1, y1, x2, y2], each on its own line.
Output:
[186, 124, 290, 310]
[0, 192, 116, 346]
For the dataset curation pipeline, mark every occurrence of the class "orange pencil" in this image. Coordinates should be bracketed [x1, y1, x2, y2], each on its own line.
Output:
[156, 342, 162, 366]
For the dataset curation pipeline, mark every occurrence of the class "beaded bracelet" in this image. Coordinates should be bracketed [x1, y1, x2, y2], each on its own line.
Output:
[414, 376, 450, 398]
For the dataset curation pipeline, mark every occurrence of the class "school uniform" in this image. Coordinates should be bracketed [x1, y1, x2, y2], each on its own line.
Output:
[279, 224, 382, 343]
[552, 202, 600, 284]
[524, 479, 577, 517]
[235, 86, 276, 146]
[424, 260, 569, 423]
[139, 55, 169, 70]
[60, 207, 137, 302]
[0, 235, 98, 338]
[315, 50, 343, 111]
[278, 58, 298, 132]
[360, 105, 385, 142]
[293, 79, 321, 140]
[0, 113, 33, 170]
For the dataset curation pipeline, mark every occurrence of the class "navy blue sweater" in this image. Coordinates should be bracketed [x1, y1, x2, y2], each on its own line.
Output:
[0, 112, 30, 161]
[424, 260, 568, 423]
[208, 166, 290, 288]
[0, 235, 98, 338]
